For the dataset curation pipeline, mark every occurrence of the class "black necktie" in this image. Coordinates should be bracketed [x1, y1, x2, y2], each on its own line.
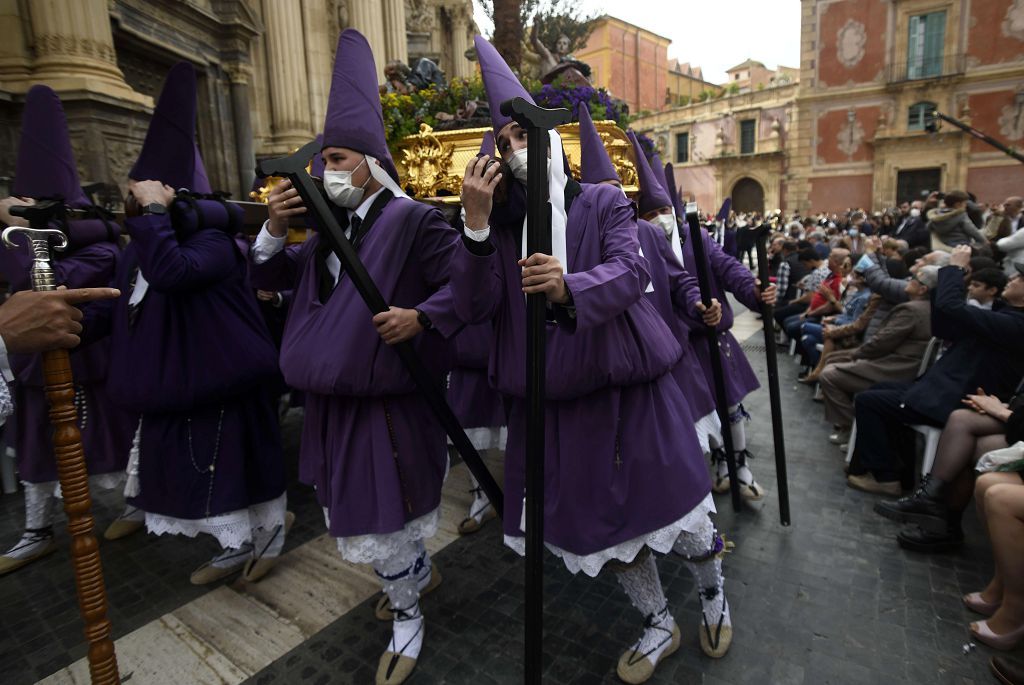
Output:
[128, 266, 141, 327]
[316, 214, 363, 302]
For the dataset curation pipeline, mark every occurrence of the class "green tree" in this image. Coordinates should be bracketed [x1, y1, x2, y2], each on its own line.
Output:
[476, 0, 594, 71]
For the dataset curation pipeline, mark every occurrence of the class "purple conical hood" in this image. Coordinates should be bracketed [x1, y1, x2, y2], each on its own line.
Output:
[664, 163, 685, 218]
[13, 86, 88, 207]
[310, 133, 326, 178]
[478, 130, 495, 157]
[474, 35, 535, 134]
[322, 30, 398, 182]
[193, 143, 212, 194]
[130, 62, 200, 190]
[648, 150, 671, 201]
[577, 102, 618, 184]
[627, 131, 671, 216]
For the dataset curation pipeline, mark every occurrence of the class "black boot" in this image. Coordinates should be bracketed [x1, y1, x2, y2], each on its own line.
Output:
[873, 474, 948, 532]
[896, 521, 964, 554]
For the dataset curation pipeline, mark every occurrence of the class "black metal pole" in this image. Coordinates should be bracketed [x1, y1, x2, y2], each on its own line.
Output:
[928, 112, 1024, 164]
[754, 226, 791, 526]
[257, 142, 504, 514]
[684, 206, 742, 513]
[499, 96, 570, 685]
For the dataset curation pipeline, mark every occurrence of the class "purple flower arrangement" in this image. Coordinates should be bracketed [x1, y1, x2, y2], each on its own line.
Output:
[532, 83, 629, 129]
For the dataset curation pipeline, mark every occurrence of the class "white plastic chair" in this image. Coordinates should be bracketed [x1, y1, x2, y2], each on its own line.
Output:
[845, 337, 942, 473]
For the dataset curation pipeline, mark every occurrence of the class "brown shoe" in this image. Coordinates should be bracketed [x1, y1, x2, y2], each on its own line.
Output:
[991, 655, 1024, 685]
[375, 565, 442, 621]
[457, 505, 496, 535]
[847, 473, 901, 496]
[103, 509, 144, 541]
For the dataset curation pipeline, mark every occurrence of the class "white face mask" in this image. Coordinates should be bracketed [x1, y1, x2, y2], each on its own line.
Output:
[507, 148, 553, 185]
[653, 213, 676, 238]
[323, 157, 369, 209]
[909, 208, 921, 217]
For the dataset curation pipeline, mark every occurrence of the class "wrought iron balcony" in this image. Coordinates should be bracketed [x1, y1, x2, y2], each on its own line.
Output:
[887, 53, 966, 83]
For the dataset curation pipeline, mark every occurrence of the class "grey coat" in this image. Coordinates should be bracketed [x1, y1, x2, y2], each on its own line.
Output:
[840, 299, 933, 383]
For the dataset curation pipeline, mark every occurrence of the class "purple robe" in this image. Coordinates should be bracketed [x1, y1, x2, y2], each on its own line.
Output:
[449, 324, 504, 429]
[682, 228, 760, 406]
[249, 194, 462, 538]
[451, 182, 711, 557]
[635, 220, 717, 424]
[85, 214, 286, 519]
[0, 239, 132, 484]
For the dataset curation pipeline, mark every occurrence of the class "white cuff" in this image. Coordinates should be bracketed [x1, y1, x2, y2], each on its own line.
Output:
[463, 225, 491, 242]
[251, 221, 287, 264]
[0, 334, 12, 383]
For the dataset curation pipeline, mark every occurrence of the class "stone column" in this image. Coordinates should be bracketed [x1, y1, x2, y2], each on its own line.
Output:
[448, 4, 472, 79]
[347, 0, 387, 79]
[302, 0, 333, 129]
[25, 0, 145, 102]
[382, 0, 408, 67]
[262, 0, 313, 149]
[227, 65, 256, 195]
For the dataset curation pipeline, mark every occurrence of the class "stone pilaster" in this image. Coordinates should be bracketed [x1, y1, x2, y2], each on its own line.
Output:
[227, 64, 256, 195]
[302, 0, 334, 130]
[382, 0, 408, 67]
[19, 0, 146, 103]
[347, 0, 387, 79]
[262, 0, 314, 149]
[447, 3, 471, 79]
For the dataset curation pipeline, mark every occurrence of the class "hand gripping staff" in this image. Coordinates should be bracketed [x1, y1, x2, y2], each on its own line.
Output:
[754, 225, 792, 526]
[255, 143, 503, 514]
[498, 97, 571, 684]
[4, 200, 120, 685]
[684, 204, 743, 512]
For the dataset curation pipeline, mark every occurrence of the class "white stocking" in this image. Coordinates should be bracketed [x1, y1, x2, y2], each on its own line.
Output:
[615, 554, 676, 663]
[673, 517, 731, 630]
[24, 481, 57, 531]
[373, 540, 425, 661]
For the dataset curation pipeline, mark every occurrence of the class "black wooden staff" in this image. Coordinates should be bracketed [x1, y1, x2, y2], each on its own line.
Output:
[498, 96, 571, 685]
[684, 205, 742, 512]
[257, 143, 503, 513]
[754, 225, 791, 526]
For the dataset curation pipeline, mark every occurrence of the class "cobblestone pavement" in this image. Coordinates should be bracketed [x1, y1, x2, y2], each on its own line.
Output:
[1, 336, 1006, 684]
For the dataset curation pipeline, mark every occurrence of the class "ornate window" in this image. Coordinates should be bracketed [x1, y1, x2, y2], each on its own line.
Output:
[907, 11, 946, 79]
[675, 132, 689, 163]
[908, 101, 937, 131]
[739, 119, 756, 155]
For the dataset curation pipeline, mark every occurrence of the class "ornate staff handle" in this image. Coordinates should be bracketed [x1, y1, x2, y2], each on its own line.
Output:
[3, 220, 120, 685]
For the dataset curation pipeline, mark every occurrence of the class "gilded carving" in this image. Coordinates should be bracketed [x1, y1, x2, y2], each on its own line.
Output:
[400, 124, 461, 197]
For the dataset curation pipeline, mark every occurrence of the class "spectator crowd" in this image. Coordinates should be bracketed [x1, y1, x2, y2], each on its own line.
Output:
[726, 190, 1024, 678]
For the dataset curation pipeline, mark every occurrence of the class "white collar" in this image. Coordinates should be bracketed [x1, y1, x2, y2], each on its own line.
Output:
[349, 187, 386, 222]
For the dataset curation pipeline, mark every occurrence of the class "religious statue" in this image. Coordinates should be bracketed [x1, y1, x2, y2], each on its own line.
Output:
[529, 20, 592, 86]
[382, 57, 448, 94]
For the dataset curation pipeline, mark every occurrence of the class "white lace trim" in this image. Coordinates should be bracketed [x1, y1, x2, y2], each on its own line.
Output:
[328, 508, 440, 565]
[694, 410, 721, 455]
[504, 492, 716, 578]
[144, 492, 287, 550]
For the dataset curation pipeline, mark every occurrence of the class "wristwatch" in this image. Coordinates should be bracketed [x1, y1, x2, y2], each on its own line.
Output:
[142, 203, 167, 216]
[415, 308, 433, 330]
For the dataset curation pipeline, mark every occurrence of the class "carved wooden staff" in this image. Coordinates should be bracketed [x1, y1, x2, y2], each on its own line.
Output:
[5, 200, 119, 685]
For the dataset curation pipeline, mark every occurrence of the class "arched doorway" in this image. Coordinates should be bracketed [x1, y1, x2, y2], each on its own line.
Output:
[731, 177, 765, 214]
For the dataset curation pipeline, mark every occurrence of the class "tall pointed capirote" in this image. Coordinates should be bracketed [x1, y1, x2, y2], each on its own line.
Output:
[130, 62, 203, 191]
[13, 85, 89, 207]
[627, 131, 672, 216]
[577, 102, 619, 184]
[474, 35, 535, 134]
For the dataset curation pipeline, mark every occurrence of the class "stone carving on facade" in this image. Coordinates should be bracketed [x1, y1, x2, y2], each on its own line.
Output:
[406, 0, 436, 32]
[34, 34, 118, 64]
[837, 111, 865, 157]
[998, 99, 1024, 142]
[1002, 0, 1024, 42]
[836, 19, 867, 69]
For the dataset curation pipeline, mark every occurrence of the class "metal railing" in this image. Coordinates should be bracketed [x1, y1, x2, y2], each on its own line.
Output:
[887, 53, 966, 83]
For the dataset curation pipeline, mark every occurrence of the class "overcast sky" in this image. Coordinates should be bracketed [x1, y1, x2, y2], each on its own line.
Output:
[472, 0, 802, 84]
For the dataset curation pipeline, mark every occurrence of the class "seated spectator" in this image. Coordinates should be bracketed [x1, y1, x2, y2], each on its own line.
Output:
[773, 248, 824, 331]
[874, 382, 1022, 552]
[894, 201, 930, 249]
[967, 268, 1007, 309]
[968, 472, 1024, 650]
[819, 266, 936, 445]
[927, 190, 989, 250]
[845, 247, 1024, 497]
[880, 238, 902, 259]
[782, 248, 849, 343]
[808, 231, 831, 259]
[773, 240, 805, 307]
[800, 290, 884, 385]
[798, 267, 870, 371]
[856, 242, 947, 340]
